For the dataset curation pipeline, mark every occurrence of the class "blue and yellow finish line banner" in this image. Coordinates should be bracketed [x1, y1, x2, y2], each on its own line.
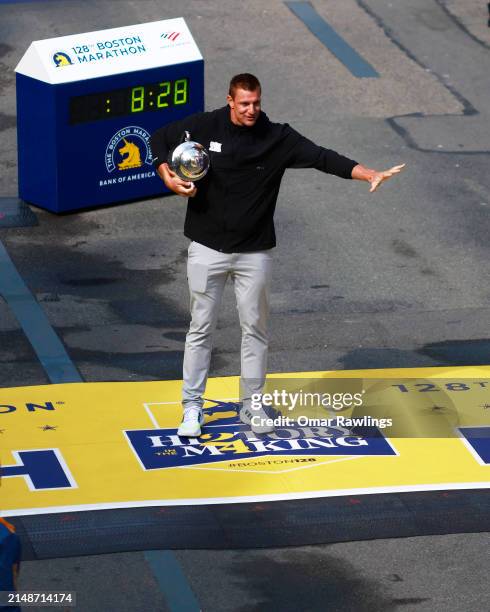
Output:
[1, 366, 489, 517]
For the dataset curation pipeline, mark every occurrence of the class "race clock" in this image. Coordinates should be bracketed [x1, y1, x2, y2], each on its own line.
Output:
[15, 19, 204, 213]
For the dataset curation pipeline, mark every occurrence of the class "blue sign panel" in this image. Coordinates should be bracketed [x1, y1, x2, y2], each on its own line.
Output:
[459, 427, 490, 465]
[125, 422, 397, 471]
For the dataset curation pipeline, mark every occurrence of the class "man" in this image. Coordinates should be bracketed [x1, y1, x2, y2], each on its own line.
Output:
[0, 466, 21, 612]
[0, 517, 21, 612]
[150, 73, 404, 437]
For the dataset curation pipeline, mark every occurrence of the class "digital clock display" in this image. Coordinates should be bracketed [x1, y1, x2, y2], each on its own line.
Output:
[69, 77, 190, 125]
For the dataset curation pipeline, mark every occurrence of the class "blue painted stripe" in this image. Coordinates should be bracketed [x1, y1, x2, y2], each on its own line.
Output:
[285, 1, 379, 78]
[145, 550, 201, 612]
[0, 1, 72, 4]
[0, 239, 82, 384]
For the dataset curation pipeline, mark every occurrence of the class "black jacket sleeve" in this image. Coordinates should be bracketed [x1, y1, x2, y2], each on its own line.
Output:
[150, 112, 207, 169]
[285, 126, 358, 179]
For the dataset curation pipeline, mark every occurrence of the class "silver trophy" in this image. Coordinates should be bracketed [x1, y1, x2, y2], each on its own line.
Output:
[168, 131, 210, 182]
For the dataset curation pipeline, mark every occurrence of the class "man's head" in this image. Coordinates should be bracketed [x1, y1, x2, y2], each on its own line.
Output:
[227, 73, 261, 127]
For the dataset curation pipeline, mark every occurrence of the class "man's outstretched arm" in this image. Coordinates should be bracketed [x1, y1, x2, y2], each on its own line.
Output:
[351, 163, 406, 192]
[284, 126, 405, 188]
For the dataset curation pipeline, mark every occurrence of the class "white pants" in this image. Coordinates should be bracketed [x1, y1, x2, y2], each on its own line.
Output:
[182, 241, 272, 409]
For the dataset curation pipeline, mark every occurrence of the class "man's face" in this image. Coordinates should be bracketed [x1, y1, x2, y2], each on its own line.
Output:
[227, 87, 261, 127]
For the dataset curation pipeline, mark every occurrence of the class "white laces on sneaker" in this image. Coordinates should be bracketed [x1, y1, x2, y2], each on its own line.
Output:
[182, 407, 203, 423]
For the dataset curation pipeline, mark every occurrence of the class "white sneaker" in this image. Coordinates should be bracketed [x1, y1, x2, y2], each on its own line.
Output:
[239, 403, 275, 434]
[177, 406, 204, 437]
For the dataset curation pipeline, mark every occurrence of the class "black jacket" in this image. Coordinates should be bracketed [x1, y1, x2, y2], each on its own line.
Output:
[150, 106, 358, 252]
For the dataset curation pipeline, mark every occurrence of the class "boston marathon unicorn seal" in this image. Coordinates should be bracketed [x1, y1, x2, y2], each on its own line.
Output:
[118, 138, 143, 170]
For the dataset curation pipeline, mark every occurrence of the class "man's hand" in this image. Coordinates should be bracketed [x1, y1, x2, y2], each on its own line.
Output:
[351, 163, 406, 192]
[157, 162, 197, 197]
[368, 163, 406, 193]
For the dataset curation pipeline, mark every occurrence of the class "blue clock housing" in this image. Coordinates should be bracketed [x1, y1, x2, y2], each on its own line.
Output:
[15, 19, 204, 213]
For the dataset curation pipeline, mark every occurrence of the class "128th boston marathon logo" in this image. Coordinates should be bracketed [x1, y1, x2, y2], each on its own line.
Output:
[124, 400, 397, 471]
[105, 126, 153, 173]
[52, 52, 73, 67]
